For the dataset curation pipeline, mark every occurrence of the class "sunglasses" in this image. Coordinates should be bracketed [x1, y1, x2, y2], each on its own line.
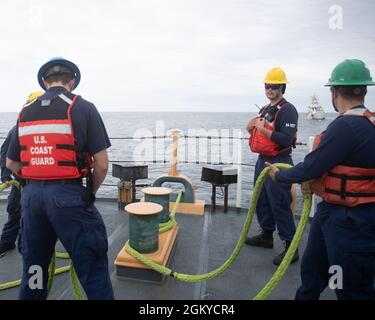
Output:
[265, 84, 282, 90]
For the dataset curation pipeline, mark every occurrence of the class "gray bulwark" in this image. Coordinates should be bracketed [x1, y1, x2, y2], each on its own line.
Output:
[0, 198, 336, 300]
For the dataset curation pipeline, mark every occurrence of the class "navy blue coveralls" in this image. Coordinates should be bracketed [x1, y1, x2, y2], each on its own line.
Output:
[7, 87, 114, 300]
[0, 126, 22, 248]
[254, 102, 298, 242]
[276, 106, 375, 300]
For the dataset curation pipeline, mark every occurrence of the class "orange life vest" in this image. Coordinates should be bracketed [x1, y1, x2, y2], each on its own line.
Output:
[249, 99, 296, 156]
[310, 107, 375, 207]
[18, 93, 93, 180]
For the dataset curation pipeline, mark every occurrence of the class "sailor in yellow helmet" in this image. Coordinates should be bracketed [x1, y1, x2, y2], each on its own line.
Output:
[245, 67, 299, 265]
[0, 91, 43, 255]
[263, 67, 288, 84]
[25, 91, 44, 104]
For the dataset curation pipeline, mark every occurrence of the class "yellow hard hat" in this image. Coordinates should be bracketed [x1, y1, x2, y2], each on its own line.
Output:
[263, 67, 288, 84]
[26, 91, 43, 104]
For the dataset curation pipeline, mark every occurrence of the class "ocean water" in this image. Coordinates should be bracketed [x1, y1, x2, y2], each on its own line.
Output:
[0, 112, 335, 208]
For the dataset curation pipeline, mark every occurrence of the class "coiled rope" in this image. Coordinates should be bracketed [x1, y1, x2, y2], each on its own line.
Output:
[125, 163, 312, 299]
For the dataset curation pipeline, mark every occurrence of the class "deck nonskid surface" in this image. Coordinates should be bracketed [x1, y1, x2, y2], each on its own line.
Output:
[0, 199, 336, 300]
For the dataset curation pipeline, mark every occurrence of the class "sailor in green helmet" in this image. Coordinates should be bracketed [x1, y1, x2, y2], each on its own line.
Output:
[267, 59, 375, 300]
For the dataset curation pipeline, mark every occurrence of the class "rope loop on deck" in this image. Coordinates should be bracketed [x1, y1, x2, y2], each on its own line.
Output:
[158, 191, 183, 234]
[0, 180, 84, 299]
[125, 163, 312, 299]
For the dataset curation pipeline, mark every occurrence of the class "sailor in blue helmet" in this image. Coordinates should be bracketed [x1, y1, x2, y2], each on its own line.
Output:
[6, 57, 114, 300]
[267, 59, 375, 300]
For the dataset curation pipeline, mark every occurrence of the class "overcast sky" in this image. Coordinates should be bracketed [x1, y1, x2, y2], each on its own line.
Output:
[0, 0, 374, 112]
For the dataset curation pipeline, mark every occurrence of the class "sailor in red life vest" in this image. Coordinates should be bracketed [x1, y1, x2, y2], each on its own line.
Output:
[267, 59, 375, 300]
[6, 57, 114, 300]
[245, 67, 299, 265]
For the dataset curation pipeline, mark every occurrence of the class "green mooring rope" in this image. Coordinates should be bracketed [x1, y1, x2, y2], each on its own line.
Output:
[0, 179, 22, 193]
[0, 247, 83, 299]
[47, 252, 84, 300]
[0, 252, 73, 293]
[125, 163, 312, 300]
[0, 180, 84, 299]
[158, 191, 183, 234]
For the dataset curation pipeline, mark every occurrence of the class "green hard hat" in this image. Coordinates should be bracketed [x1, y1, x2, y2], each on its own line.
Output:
[325, 59, 375, 86]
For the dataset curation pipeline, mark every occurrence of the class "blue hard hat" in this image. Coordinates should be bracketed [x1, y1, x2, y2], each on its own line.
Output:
[37, 57, 81, 91]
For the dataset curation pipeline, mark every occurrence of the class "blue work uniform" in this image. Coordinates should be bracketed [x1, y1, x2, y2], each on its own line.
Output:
[0, 126, 22, 247]
[7, 87, 114, 300]
[254, 101, 298, 242]
[276, 106, 375, 300]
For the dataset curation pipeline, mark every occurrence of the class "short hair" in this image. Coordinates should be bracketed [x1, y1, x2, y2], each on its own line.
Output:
[334, 85, 367, 100]
[45, 73, 74, 85]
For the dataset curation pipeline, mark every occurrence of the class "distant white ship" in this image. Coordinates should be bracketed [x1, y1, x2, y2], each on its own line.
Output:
[306, 95, 325, 120]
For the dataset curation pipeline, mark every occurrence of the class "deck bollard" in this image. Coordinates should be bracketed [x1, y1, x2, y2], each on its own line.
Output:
[125, 202, 163, 253]
[142, 187, 173, 223]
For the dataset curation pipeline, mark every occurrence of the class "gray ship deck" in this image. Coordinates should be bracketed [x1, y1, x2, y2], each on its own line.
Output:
[0, 198, 336, 300]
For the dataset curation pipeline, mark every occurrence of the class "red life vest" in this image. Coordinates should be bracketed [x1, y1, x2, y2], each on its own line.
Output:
[248, 99, 296, 156]
[18, 93, 93, 180]
[310, 107, 375, 207]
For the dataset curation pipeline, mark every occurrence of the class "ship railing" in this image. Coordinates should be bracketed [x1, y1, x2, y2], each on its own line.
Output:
[0, 135, 308, 210]
[105, 135, 306, 208]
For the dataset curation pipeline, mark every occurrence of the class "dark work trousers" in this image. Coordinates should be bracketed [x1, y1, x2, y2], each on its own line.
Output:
[18, 182, 114, 300]
[295, 201, 375, 300]
[0, 185, 21, 246]
[254, 154, 296, 242]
